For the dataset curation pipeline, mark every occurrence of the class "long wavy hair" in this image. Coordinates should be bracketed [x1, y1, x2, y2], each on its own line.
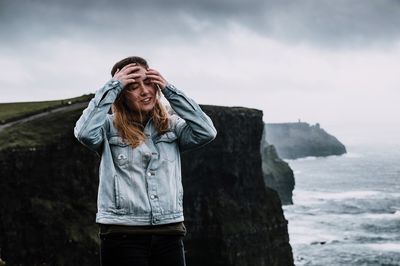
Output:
[110, 56, 170, 147]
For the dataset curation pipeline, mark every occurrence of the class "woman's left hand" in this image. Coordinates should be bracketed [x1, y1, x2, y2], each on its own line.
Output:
[146, 69, 168, 90]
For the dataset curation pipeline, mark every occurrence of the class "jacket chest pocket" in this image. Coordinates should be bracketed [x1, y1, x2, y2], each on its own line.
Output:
[154, 132, 178, 162]
[108, 137, 130, 167]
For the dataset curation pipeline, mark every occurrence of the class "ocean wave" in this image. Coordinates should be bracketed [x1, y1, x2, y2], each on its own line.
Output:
[366, 243, 400, 252]
[288, 226, 340, 245]
[292, 190, 400, 215]
[352, 235, 390, 243]
[293, 190, 382, 203]
[361, 221, 400, 235]
[318, 190, 381, 200]
[360, 212, 400, 220]
[287, 146, 400, 265]
[294, 156, 318, 161]
[343, 152, 363, 158]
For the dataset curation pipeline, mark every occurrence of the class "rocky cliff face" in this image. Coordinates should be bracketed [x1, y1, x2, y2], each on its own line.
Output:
[260, 142, 295, 205]
[265, 122, 346, 159]
[0, 104, 293, 265]
[182, 106, 293, 265]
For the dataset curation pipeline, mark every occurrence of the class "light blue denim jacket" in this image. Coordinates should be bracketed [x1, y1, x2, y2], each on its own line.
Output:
[74, 79, 217, 226]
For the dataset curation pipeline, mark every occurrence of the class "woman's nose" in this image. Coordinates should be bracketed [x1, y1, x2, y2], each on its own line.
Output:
[139, 84, 150, 95]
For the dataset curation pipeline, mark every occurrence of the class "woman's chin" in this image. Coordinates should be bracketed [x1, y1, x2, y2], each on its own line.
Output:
[138, 104, 155, 114]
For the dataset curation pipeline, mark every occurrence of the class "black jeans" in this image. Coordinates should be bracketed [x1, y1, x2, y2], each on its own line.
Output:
[100, 234, 186, 266]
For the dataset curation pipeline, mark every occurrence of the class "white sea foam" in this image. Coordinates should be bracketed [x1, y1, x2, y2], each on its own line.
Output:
[294, 156, 318, 161]
[286, 145, 400, 265]
[288, 223, 340, 245]
[322, 190, 381, 200]
[343, 152, 363, 158]
[294, 190, 381, 202]
[286, 215, 344, 246]
[359, 212, 400, 220]
[366, 243, 400, 252]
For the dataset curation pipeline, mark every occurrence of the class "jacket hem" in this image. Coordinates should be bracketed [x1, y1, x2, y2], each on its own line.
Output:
[96, 211, 184, 226]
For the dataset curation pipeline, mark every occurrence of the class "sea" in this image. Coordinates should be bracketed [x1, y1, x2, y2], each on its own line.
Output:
[282, 143, 400, 266]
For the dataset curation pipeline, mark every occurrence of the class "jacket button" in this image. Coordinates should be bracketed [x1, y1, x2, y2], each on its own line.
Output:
[147, 172, 152, 177]
[118, 154, 126, 160]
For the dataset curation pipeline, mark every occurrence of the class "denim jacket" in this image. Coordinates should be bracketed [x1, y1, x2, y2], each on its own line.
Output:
[74, 79, 217, 226]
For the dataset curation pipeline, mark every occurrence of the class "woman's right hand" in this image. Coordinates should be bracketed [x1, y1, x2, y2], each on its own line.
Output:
[113, 63, 142, 88]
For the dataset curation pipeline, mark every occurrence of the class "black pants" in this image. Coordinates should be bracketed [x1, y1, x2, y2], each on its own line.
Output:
[100, 234, 186, 266]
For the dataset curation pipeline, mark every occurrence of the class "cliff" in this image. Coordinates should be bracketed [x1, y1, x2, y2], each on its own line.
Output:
[264, 122, 346, 159]
[181, 106, 293, 265]
[0, 103, 293, 265]
[260, 139, 295, 205]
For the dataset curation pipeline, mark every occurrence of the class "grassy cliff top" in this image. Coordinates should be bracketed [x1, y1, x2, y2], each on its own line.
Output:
[0, 96, 91, 150]
[0, 106, 86, 150]
[0, 95, 93, 124]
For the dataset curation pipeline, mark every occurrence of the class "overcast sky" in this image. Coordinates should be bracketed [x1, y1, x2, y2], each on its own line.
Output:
[1, 0, 399, 146]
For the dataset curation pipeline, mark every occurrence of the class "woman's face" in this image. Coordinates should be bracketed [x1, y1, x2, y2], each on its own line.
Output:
[123, 65, 157, 114]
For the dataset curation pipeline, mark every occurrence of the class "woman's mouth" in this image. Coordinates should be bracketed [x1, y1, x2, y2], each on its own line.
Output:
[141, 97, 152, 104]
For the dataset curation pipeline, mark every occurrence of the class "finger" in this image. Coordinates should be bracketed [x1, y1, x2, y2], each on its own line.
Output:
[146, 69, 160, 75]
[126, 73, 142, 79]
[123, 79, 136, 86]
[149, 78, 165, 87]
[145, 72, 162, 79]
[126, 79, 136, 83]
[151, 80, 163, 86]
[120, 63, 137, 72]
[146, 74, 164, 83]
[148, 78, 164, 86]
[120, 63, 139, 73]
[152, 80, 167, 90]
[124, 66, 142, 75]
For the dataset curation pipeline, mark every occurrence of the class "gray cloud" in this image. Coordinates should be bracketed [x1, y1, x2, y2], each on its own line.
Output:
[2, 0, 400, 48]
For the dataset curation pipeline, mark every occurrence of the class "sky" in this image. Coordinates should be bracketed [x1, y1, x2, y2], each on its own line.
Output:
[1, 0, 400, 146]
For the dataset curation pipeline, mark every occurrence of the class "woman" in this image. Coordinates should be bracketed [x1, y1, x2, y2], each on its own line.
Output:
[74, 56, 217, 265]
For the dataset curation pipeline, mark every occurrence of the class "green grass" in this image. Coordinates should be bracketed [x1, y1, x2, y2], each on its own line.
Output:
[0, 106, 86, 150]
[0, 94, 93, 124]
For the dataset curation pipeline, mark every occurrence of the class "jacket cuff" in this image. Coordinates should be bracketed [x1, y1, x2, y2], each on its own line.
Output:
[95, 79, 124, 106]
[161, 83, 179, 99]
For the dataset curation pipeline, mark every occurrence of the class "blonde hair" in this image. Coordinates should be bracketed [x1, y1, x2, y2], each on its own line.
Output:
[110, 56, 170, 147]
[112, 89, 170, 147]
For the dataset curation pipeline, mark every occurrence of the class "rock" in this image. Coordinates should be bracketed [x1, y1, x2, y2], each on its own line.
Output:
[310, 241, 327, 245]
[0, 103, 294, 265]
[264, 122, 346, 159]
[260, 136, 295, 205]
[182, 105, 294, 265]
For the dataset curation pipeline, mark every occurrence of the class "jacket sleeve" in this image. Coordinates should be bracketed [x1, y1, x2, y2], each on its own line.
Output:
[74, 79, 124, 153]
[162, 84, 217, 152]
